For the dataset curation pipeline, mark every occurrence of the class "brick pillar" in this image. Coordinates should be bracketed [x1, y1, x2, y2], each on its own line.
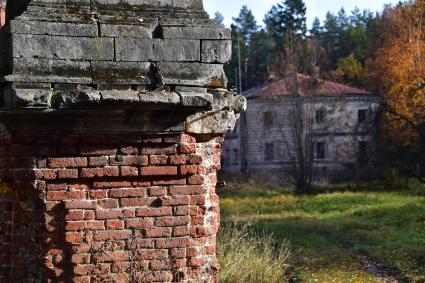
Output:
[0, 0, 246, 282]
[0, 0, 5, 28]
[0, 132, 223, 282]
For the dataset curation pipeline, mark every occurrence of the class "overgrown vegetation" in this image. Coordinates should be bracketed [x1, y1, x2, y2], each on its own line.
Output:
[217, 223, 290, 283]
[218, 177, 425, 282]
[50, 88, 63, 109]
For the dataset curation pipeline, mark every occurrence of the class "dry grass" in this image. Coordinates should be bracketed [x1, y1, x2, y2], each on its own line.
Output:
[217, 223, 290, 283]
[219, 180, 425, 282]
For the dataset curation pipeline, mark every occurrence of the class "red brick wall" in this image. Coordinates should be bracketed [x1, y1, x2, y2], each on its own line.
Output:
[0, 132, 222, 282]
[0, 7, 4, 28]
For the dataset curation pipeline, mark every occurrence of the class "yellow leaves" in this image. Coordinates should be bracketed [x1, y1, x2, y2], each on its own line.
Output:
[370, 1, 425, 146]
[0, 180, 9, 194]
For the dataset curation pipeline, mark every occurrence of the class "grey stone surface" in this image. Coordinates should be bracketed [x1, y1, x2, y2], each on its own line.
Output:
[175, 86, 208, 93]
[3, 74, 93, 84]
[232, 94, 248, 113]
[207, 89, 247, 113]
[138, 91, 180, 105]
[91, 61, 150, 84]
[10, 20, 98, 37]
[13, 58, 92, 78]
[62, 90, 102, 106]
[186, 110, 237, 134]
[115, 38, 200, 62]
[160, 62, 227, 87]
[162, 26, 231, 39]
[100, 90, 140, 103]
[0, 0, 244, 136]
[201, 40, 232, 63]
[6, 88, 51, 108]
[120, 0, 203, 9]
[13, 35, 114, 61]
[100, 23, 154, 38]
[179, 92, 213, 108]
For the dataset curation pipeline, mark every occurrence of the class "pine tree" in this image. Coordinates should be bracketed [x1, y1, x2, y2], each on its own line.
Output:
[224, 6, 259, 91]
[264, 0, 307, 46]
[213, 12, 224, 25]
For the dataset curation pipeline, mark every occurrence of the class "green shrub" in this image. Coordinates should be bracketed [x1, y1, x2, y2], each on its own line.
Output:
[217, 223, 290, 283]
[50, 88, 63, 109]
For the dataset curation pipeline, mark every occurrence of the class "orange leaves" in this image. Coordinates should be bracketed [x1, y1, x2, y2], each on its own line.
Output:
[370, 1, 425, 147]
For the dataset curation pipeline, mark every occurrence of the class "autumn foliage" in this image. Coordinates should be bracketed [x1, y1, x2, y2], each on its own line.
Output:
[370, 0, 425, 147]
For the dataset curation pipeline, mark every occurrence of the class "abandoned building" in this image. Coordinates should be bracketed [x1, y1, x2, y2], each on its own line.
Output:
[223, 74, 381, 180]
[0, 0, 245, 282]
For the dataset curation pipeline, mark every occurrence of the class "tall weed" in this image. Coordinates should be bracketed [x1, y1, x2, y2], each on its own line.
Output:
[217, 223, 290, 283]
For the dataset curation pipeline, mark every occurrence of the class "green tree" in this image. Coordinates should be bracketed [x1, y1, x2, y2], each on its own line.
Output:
[310, 17, 322, 37]
[264, 0, 309, 77]
[213, 11, 224, 25]
[264, 0, 307, 45]
[321, 12, 339, 73]
[225, 6, 260, 91]
[330, 53, 366, 87]
[248, 30, 276, 86]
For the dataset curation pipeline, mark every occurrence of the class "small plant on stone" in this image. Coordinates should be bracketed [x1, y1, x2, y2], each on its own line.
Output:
[0, 180, 9, 194]
[50, 88, 63, 109]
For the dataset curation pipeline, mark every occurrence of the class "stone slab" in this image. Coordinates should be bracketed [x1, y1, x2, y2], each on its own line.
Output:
[3, 74, 93, 84]
[10, 20, 98, 37]
[91, 61, 150, 84]
[12, 34, 114, 61]
[115, 38, 200, 62]
[121, 0, 203, 9]
[4, 88, 51, 108]
[179, 92, 213, 108]
[138, 91, 180, 105]
[159, 62, 226, 87]
[100, 23, 153, 38]
[186, 110, 237, 134]
[13, 58, 92, 78]
[62, 90, 102, 106]
[100, 90, 141, 103]
[201, 40, 232, 63]
[162, 26, 230, 40]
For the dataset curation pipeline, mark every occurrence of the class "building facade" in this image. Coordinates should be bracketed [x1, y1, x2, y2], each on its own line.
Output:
[223, 75, 381, 181]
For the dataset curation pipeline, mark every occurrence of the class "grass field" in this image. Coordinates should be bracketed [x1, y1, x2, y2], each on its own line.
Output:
[217, 178, 425, 283]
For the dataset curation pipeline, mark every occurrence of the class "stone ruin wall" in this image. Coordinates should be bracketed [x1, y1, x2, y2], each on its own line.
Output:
[0, 0, 245, 282]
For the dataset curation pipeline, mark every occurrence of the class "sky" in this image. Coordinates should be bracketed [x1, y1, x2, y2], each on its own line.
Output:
[204, 0, 399, 28]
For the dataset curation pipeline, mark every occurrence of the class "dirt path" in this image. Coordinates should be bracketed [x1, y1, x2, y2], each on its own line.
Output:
[357, 253, 411, 283]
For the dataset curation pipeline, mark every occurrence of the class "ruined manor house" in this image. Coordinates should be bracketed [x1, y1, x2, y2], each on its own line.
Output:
[223, 74, 381, 180]
[0, 0, 246, 282]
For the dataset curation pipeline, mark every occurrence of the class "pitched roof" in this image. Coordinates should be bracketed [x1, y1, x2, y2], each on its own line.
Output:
[244, 74, 373, 98]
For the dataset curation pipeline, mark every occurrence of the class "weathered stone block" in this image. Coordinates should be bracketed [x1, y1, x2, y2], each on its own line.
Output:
[62, 90, 102, 106]
[115, 38, 200, 62]
[100, 90, 140, 103]
[138, 91, 180, 105]
[179, 92, 213, 108]
[13, 58, 91, 77]
[201, 40, 232, 63]
[12, 35, 114, 61]
[10, 20, 98, 37]
[5, 88, 51, 108]
[91, 61, 150, 84]
[187, 110, 237, 134]
[162, 25, 231, 39]
[100, 23, 154, 38]
[160, 62, 226, 87]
